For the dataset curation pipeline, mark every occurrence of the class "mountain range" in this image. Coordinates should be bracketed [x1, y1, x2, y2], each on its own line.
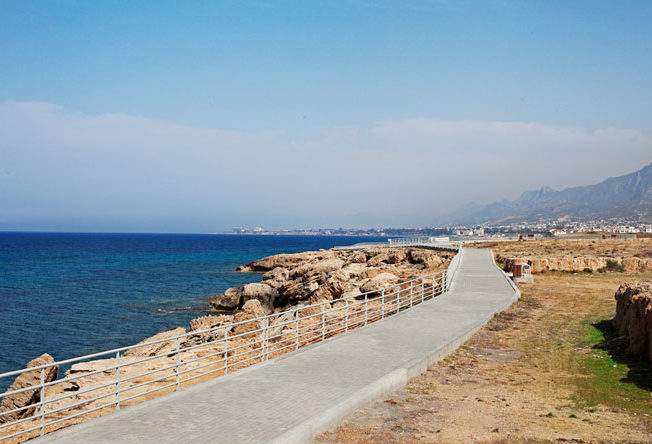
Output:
[442, 162, 652, 225]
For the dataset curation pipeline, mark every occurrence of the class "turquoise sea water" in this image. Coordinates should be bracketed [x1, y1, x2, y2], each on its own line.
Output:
[0, 233, 385, 378]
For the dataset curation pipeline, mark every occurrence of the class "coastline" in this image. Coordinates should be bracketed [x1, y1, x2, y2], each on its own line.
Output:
[208, 232, 388, 236]
[0, 233, 388, 377]
[1, 243, 454, 442]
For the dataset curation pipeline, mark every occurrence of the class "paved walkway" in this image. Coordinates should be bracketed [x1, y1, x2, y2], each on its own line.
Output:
[37, 248, 519, 444]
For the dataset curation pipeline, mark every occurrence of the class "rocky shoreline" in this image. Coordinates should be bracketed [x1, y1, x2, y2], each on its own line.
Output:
[209, 246, 452, 314]
[0, 246, 452, 439]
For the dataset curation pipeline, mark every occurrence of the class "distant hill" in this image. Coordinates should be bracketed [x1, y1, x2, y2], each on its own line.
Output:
[442, 162, 652, 225]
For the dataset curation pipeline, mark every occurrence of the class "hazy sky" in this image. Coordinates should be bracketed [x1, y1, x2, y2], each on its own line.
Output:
[1, 1, 651, 232]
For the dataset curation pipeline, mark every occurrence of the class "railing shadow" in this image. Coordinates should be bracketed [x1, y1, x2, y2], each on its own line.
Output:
[592, 319, 652, 392]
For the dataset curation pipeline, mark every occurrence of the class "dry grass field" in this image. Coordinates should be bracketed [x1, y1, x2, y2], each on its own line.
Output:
[473, 237, 652, 258]
[317, 241, 652, 444]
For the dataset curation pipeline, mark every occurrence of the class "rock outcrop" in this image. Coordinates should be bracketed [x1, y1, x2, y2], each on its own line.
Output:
[359, 272, 400, 294]
[209, 247, 452, 314]
[123, 327, 187, 358]
[497, 254, 652, 274]
[67, 358, 117, 375]
[208, 283, 279, 315]
[0, 354, 58, 424]
[236, 251, 323, 272]
[185, 315, 233, 346]
[232, 300, 265, 337]
[208, 287, 242, 311]
[612, 281, 652, 360]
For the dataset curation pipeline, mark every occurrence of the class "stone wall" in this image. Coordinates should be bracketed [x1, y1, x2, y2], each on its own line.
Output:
[496, 254, 652, 274]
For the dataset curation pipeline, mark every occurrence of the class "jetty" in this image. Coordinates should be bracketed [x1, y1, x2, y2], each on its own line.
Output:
[32, 248, 519, 443]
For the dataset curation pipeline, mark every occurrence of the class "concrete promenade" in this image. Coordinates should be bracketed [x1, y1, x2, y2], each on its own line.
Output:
[38, 248, 520, 444]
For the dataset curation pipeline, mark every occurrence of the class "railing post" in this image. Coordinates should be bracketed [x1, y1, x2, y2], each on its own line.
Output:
[345, 299, 349, 332]
[295, 309, 299, 350]
[39, 368, 45, 436]
[262, 317, 268, 361]
[396, 288, 401, 314]
[115, 351, 121, 411]
[321, 303, 326, 341]
[364, 294, 368, 325]
[175, 337, 181, 391]
[381, 289, 385, 319]
[224, 329, 229, 375]
[410, 281, 414, 307]
[421, 279, 425, 303]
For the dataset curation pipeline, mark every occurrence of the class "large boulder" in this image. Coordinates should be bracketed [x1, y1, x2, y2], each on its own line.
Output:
[289, 259, 345, 279]
[0, 354, 58, 424]
[232, 300, 265, 337]
[237, 252, 325, 272]
[366, 249, 411, 266]
[342, 287, 363, 298]
[346, 251, 367, 264]
[324, 271, 349, 299]
[612, 281, 652, 360]
[360, 272, 400, 294]
[263, 267, 290, 283]
[189, 315, 233, 332]
[408, 249, 443, 268]
[208, 287, 242, 311]
[123, 327, 187, 358]
[184, 315, 233, 347]
[367, 252, 391, 267]
[341, 262, 368, 277]
[240, 283, 278, 314]
[363, 248, 386, 261]
[268, 310, 297, 339]
[277, 272, 328, 306]
[307, 287, 334, 307]
[386, 250, 408, 264]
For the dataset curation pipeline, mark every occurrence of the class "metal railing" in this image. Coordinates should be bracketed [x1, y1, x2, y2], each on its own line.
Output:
[387, 237, 457, 248]
[0, 256, 459, 442]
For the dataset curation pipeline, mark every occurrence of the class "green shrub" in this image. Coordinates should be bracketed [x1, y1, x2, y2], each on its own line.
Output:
[605, 259, 625, 272]
[583, 267, 593, 273]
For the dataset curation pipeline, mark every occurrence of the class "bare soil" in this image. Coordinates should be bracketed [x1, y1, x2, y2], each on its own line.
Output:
[316, 269, 652, 444]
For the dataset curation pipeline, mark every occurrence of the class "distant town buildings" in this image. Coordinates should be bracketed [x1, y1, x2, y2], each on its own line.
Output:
[223, 219, 652, 240]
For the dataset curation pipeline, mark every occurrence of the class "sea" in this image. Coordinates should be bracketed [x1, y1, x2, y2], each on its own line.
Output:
[0, 232, 385, 379]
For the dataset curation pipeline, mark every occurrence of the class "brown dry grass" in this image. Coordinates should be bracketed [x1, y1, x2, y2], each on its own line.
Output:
[473, 238, 652, 258]
[316, 270, 652, 444]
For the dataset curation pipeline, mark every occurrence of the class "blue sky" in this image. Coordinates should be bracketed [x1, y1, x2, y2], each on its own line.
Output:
[1, 1, 651, 232]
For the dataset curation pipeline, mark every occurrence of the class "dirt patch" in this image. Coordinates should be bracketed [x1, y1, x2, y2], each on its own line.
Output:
[316, 271, 652, 444]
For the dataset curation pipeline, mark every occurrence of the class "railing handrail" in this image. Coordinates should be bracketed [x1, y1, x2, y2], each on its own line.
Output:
[0, 269, 446, 379]
[387, 237, 459, 249]
[0, 248, 463, 442]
